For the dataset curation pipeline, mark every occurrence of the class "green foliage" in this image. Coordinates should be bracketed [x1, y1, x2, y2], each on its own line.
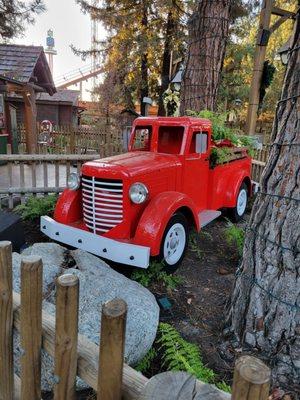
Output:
[224, 221, 245, 257]
[209, 147, 232, 168]
[0, 0, 45, 40]
[157, 323, 231, 392]
[135, 348, 157, 373]
[216, 381, 232, 393]
[15, 195, 57, 221]
[188, 110, 236, 142]
[188, 110, 255, 167]
[131, 261, 183, 290]
[189, 231, 202, 260]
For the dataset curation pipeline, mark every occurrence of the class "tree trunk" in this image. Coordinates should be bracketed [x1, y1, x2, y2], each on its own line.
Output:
[179, 0, 231, 114]
[227, 14, 300, 390]
[157, 7, 175, 116]
[140, 0, 149, 116]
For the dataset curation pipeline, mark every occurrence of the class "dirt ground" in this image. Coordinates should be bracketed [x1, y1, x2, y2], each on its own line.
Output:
[20, 211, 247, 388]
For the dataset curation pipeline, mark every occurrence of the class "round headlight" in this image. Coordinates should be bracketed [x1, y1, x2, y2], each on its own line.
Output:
[67, 172, 81, 191]
[129, 183, 148, 204]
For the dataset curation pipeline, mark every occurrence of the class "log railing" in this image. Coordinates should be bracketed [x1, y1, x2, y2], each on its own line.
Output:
[0, 241, 271, 400]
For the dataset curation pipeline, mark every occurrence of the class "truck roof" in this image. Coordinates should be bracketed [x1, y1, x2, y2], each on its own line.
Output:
[134, 116, 211, 128]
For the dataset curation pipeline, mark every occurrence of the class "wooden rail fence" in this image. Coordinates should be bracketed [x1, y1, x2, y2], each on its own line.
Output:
[17, 124, 124, 155]
[0, 241, 272, 400]
[0, 154, 101, 209]
[0, 154, 268, 210]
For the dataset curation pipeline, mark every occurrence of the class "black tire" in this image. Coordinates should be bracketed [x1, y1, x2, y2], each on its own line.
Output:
[228, 182, 248, 222]
[157, 213, 189, 273]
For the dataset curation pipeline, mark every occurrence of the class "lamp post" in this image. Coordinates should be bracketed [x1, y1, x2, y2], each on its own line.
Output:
[278, 39, 291, 66]
[170, 67, 183, 92]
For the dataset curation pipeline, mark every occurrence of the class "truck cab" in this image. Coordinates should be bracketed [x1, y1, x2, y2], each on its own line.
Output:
[41, 117, 252, 271]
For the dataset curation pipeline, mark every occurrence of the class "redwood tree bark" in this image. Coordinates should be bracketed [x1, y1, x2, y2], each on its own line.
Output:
[227, 14, 300, 390]
[158, 7, 175, 116]
[140, 0, 149, 116]
[180, 0, 231, 114]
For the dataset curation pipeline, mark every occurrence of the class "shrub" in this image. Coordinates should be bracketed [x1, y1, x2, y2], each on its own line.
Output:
[15, 195, 58, 221]
[131, 261, 183, 290]
[224, 221, 245, 256]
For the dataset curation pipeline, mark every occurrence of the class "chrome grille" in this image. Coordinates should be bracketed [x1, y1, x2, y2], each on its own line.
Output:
[82, 176, 123, 234]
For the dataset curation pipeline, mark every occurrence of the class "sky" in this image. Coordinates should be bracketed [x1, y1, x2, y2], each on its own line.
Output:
[16, 0, 106, 100]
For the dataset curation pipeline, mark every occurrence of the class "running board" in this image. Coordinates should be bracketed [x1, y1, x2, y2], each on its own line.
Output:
[199, 210, 222, 228]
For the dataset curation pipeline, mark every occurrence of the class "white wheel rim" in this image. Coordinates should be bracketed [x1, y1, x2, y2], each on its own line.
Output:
[237, 189, 247, 216]
[163, 223, 186, 266]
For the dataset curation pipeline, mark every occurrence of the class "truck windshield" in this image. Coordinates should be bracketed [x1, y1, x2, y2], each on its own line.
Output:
[132, 126, 152, 151]
[157, 126, 184, 154]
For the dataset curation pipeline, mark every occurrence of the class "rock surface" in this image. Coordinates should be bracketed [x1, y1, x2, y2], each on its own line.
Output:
[12, 243, 160, 391]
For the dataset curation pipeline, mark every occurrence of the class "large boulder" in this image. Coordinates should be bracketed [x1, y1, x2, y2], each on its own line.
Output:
[12, 243, 159, 391]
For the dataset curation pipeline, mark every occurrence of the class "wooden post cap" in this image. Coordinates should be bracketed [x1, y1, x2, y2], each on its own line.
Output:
[57, 274, 79, 287]
[102, 298, 127, 318]
[0, 241, 12, 248]
[21, 256, 43, 275]
[235, 356, 270, 384]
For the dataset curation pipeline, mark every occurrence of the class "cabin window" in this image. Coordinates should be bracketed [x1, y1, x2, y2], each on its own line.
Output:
[132, 126, 152, 151]
[190, 132, 208, 154]
[157, 126, 184, 154]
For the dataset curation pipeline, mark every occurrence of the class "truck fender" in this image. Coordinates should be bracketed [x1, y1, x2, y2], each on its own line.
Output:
[133, 191, 199, 256]
[224, 173, 251, 208]
[54, 189, 83, 223]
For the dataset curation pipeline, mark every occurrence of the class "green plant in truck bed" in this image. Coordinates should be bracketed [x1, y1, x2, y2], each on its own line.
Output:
[15, 195, 58, 220]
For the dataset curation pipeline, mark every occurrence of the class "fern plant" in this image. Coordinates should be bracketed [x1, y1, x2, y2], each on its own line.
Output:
[135, 348, 157, 373]
[157, 323, 231, 393]
[15, 195, 58, 221]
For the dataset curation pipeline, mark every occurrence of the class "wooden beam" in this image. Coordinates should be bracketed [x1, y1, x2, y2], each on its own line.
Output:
[245, 0, 274, 135]
[97, 299, 127, 400]
[271, 6, 296, 18]
[232, 356, 270, 400]
[20, 256, 43, 400]
[22, 85, 38, 153]
[0, 242, 14, 400]
[270, 15, 291, 33]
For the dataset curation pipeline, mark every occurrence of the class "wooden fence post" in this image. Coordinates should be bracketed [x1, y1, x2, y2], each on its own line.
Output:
[0, 241, 14, 400]
[97, 298, 127, 400]
[232, 355, 270, 400]
[20, 256, 43, 400]
[54, 274, 79, 400]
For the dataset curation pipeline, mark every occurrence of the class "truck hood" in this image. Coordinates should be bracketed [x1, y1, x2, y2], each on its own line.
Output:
[81, 151, 182, 178]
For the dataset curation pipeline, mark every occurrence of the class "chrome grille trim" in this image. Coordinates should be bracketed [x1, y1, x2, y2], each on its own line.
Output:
[83, 203, 123, 213]
[82, 183, 122, 193]
[82, 177, 122, 187]
[82, 175, 123, 234]
[82, 189, 123, 198]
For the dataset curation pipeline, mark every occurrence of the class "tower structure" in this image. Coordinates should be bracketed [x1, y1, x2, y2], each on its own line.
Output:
[44, 29, 57, 76]
[91, 0, 100, 101]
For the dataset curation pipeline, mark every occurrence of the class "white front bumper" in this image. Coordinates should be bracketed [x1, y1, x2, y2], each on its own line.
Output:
[40, 216, 150, 268]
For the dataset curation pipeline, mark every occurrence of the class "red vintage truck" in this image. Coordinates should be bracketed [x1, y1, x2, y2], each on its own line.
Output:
[41, 117, 252, 271]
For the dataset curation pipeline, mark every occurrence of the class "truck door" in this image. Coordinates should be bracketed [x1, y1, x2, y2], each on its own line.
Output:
[183, 130, 210, 210]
